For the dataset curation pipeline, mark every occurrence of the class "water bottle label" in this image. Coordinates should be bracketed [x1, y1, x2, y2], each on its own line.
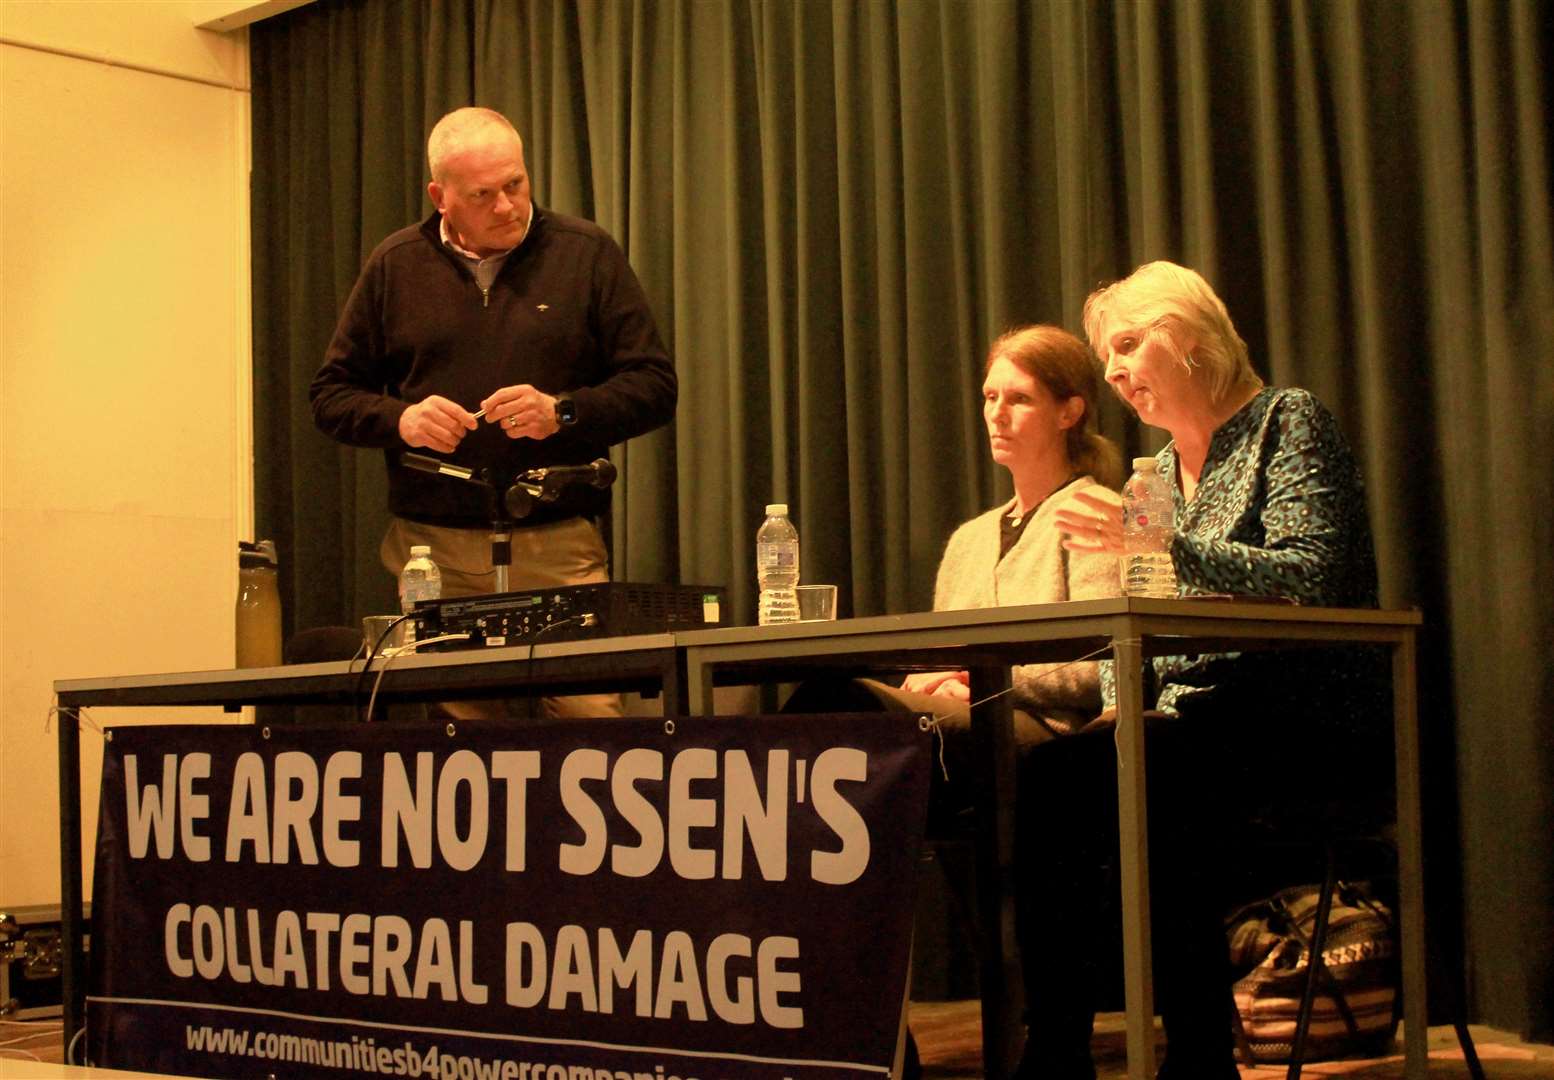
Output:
[757, 543, 797, 570]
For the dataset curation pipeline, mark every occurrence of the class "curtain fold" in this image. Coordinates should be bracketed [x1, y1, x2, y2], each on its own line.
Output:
[250, 0, 1553, 1037]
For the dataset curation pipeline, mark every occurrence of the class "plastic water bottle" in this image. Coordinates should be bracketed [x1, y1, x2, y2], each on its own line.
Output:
[756, 504, 801, 625]
[1121, 457, 1178, 598]
[398, 545, 442, 643]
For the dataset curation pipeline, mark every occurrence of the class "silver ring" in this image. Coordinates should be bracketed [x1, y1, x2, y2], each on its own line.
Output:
[505, 415, 518, 428]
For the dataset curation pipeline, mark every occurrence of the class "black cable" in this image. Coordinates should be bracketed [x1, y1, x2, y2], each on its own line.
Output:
[349, 610, 595, 723]
[353, 612, 417, 723]
[532, 613, 596, 641]
[365, 633, 472, 724]
[517, 613, 597, 719]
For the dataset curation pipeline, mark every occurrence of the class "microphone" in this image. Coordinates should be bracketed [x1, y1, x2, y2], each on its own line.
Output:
[400, 451, 615, 520]
[521, 458, 618, 496]
[399, 452, 476, 482]
[504, 459, 616, 518]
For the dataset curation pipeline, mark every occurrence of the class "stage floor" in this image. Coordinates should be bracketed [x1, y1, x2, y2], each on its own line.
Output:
[907, 1001, 1554, 1080]
[5, 1007, 1551, 1078]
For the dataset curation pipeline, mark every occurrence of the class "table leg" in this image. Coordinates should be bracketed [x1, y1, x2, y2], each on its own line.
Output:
[684, 651, 715, 715]
[1111, 636, 1156, 1080]
[660, 650, 689, 717]
[967, 664, 1020, 1079]
[58, 705, 85, 1054]
[1393, 637, 1428, 1079]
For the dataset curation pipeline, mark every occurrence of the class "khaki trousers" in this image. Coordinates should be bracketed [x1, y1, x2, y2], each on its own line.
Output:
[381, 515, 623, 719]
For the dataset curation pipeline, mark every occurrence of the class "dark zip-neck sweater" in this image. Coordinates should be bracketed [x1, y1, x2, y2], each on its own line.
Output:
[311, 207, 676, 528]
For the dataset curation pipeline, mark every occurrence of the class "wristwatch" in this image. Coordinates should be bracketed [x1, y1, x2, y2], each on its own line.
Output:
[553, 393, 578, 427]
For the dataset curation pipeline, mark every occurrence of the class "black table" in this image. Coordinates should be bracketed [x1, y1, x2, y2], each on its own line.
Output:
[678, 599, 1428, 1080]
[55, 598, 1428, 1080]
[52, 633, 686, 1046]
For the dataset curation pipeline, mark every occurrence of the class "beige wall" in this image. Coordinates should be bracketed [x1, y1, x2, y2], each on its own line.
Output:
[1, 2, 253, 905]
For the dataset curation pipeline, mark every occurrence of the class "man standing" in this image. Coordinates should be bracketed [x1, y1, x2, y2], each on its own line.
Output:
[311, 107, 676, 716]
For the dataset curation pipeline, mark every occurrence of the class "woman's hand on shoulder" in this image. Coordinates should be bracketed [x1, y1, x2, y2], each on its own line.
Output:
[1053, 486, 1125, 554]
[901, 670, 971, 701]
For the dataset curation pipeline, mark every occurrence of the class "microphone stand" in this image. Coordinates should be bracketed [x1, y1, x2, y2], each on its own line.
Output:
[398, 453, 611, 595]
[491, 473, 543, 595]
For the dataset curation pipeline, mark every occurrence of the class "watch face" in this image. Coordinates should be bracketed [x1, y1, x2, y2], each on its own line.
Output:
[556, 395, 578, 425]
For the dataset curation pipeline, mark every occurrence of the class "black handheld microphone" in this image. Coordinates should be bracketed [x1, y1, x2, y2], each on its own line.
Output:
[504, 459, 616, 518]
[522, 458, 618, 497]
[401, 451, 615, 520]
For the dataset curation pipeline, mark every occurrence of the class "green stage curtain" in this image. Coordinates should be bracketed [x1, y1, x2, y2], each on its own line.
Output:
[251, 0, 1553, 1038]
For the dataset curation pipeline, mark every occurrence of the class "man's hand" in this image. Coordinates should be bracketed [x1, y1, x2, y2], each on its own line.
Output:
[399, 395, 477, 453]
[901, 670, 972, 702]
[482, 384, 560, 440]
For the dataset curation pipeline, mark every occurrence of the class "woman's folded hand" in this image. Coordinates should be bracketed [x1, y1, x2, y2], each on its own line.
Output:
[902, 670, 972, 701]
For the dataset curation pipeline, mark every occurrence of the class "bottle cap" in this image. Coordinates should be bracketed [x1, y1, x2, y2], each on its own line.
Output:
[410, 545, 432, 557]
[1132, 457, 1157, 469]
[765, 503, 789, 516]
[238, 539, 278, 568]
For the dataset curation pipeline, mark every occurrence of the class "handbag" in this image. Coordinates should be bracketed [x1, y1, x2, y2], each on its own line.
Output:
[1226, 880, 1400, 1062]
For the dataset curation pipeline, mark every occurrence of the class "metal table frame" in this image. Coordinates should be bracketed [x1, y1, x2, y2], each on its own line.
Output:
[52, 633, 686, 1046]
[54, 599, 1426, 1080]
[677, 598, 1427, 1080]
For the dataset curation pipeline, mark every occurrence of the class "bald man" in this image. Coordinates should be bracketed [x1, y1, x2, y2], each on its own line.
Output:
[312, 107, 676, 718]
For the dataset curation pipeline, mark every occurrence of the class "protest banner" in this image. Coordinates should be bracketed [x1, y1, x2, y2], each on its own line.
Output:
[86, 713, 931, 1079]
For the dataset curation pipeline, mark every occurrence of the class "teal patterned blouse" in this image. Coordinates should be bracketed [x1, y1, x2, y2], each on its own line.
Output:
[1103, 387, 1384, 728]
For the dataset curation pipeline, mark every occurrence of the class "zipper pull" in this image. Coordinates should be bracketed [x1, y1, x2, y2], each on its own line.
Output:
[482, 286, 490, 309]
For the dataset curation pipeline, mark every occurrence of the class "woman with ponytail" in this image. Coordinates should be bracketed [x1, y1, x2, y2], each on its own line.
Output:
[896, 324, 1124, 736]
[784, 325, 1123, 1076]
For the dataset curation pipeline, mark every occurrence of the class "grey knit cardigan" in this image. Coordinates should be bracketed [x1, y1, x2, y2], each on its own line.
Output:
[932, 476, 1120, 731]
